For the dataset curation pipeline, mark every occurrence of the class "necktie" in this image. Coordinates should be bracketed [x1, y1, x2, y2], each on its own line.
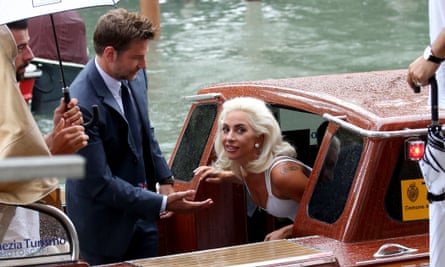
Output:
[121, 82, 142, 150]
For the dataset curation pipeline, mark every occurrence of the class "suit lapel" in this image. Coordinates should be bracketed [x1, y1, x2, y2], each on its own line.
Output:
[88, 63, 140, 156]
[87, 62, 123, 118]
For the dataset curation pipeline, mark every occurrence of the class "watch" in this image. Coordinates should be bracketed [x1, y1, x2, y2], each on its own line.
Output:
[424, 45, 445, 64]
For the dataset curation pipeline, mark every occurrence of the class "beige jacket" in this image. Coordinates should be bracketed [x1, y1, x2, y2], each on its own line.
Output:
[0, 25, 58, 205]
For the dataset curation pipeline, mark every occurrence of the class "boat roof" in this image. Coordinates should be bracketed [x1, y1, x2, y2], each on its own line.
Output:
[198, 69, 436, 131]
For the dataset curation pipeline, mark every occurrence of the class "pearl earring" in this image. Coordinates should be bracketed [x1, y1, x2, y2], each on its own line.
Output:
[255, 143, 260, 149]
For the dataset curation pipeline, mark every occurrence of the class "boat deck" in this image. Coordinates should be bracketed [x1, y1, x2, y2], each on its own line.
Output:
[124, 239, 335, 267]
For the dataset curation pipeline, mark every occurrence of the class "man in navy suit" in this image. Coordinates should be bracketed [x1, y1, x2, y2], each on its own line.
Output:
[65, 8, 213, 265]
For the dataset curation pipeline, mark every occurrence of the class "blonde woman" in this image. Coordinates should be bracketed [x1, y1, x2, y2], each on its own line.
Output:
[194, 97, 310, 240]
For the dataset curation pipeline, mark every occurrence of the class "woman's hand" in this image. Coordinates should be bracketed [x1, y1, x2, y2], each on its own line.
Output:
[193, 166, 241, 184]
[264, 224, 294, 241]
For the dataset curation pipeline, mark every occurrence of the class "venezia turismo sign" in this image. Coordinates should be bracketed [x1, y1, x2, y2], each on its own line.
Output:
[0, 237, 67, 257]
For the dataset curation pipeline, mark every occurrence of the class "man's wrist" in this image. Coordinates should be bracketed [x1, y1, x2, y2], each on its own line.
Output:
[424, 45, 445, 64]
[44, 133, 54, 153]
[159, 176, 175, 185]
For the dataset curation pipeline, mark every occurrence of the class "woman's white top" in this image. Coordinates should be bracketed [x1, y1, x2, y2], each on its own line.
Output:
[259, 156, 311, 221]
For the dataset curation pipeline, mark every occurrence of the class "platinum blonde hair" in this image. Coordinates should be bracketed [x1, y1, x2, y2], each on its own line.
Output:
[214, 97, 296, 177]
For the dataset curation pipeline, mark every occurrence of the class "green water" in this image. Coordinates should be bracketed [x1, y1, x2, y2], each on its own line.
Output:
[39, 0, 429, 159]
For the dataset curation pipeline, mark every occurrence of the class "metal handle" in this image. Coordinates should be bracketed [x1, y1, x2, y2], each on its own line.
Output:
[82, 105, 99, 128]
[63, 86, 99, 128]
[373, 243, 418, 258]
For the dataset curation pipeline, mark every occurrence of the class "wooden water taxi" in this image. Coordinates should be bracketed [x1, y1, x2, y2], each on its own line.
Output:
[149, 68, 431, 266]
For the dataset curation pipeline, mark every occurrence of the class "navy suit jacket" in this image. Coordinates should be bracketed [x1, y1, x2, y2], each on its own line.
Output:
[66, 60, 172, 257]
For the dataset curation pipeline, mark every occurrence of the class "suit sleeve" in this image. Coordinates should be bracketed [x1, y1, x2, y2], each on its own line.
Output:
[140, 70, 173, 183]
[75, 112, 164, 222]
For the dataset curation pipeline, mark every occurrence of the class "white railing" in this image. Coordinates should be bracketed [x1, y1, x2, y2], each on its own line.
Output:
[0, 155, 85, 182]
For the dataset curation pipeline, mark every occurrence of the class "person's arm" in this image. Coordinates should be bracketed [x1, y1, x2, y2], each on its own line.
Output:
[262, 161, 308, 241]
[407, 28, 445, 89]
[270, 161, 309, 203]
[72, 110, 167, 222]
[432, 29, 445, 59]
[137, 70, 174, 184]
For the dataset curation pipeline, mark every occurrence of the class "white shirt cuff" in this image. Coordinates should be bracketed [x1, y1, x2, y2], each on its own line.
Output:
[160, 195, 167, 213]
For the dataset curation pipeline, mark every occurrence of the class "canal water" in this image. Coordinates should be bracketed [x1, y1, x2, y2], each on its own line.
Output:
[37, 0, 428, 160]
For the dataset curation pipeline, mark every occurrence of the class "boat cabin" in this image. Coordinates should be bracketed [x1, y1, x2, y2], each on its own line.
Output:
[152, 69, 431, 266]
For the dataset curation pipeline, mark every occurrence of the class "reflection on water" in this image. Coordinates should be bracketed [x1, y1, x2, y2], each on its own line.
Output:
[37, 0, 428, 159]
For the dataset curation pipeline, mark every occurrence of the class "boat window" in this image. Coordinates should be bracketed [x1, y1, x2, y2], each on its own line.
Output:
[308, 128, 363, 224]
[0, 204, 76, 266]
[384, 139, 426, 222]
[244, 105, 324, 242]
[270, 105, 324, 166]
[170, 103, 218, 182]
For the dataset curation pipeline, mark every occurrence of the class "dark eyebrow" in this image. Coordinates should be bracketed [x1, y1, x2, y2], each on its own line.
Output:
[234, 123, 247, 128]
[222, 122, 247, 128]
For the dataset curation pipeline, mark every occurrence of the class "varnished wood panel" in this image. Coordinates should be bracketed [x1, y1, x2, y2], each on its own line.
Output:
[130, 240, 337, 267]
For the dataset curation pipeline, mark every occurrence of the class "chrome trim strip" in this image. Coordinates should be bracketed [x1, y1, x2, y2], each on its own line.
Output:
[182, 93, 222, 102]
[323, 113, 430, 138]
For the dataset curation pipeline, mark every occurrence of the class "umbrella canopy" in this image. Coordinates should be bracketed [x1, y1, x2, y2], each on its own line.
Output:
[0, 0, 120, 25]
[29, 10, 89, 64]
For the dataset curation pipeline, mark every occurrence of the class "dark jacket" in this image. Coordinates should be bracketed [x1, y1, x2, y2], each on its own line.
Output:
[66, 59, 172, 257]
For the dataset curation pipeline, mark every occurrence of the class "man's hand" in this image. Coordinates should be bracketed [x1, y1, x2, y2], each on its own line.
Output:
[165, 190, 213, 214]
[46, 97, 89, 155]
[407, 56, 440, 90]
[45, 119, 89, 155]
[407, 28, 445, 90]
[53, 98, 83, 126]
